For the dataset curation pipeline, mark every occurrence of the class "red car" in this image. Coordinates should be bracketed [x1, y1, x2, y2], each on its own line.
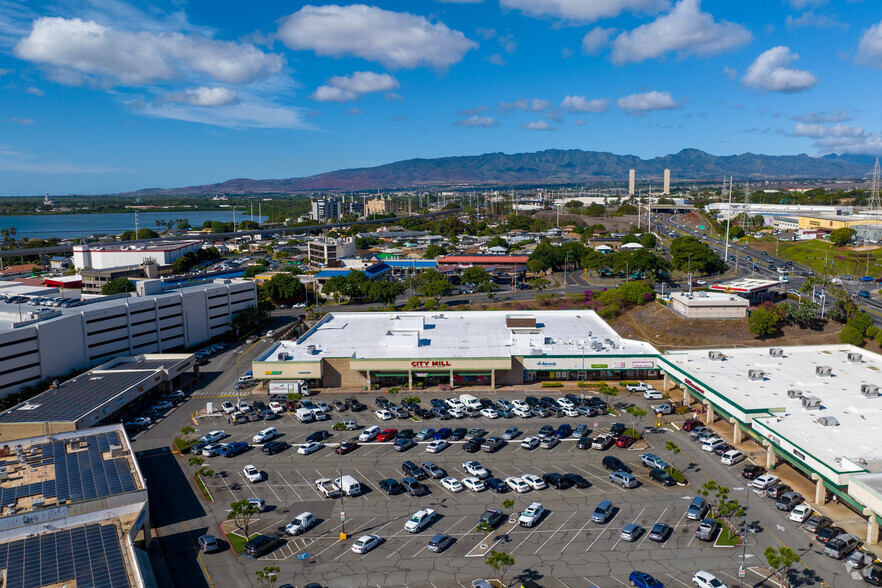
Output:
[335, 440, 358, 455]
[615, 435, 635, 448]
[682, 419, 702, 431]
[377, 428, 398, 442]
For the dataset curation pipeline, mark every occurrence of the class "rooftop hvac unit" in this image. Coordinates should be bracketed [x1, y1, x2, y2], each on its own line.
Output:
[277, 352, 290, 361]
[802, 396, 821, 410]
[748, 369, 765, 381]
[769, 348, 784, 358]
[787, 389, 803, 399]
[591, 341, 603, 351]
[815, 366, 832, 377]
[847, 352, 862, 364]
[307, 345, 316, 355]
[861, 384, 880, 398]
[817, 416, 839, 427]
[708, 351, 723, 361]
[698, 291, 707, 297]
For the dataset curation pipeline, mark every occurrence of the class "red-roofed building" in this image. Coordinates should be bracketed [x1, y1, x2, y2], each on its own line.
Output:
[437, 255, 529, 268]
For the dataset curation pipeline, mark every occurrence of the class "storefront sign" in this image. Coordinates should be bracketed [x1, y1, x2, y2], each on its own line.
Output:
[684, 377, 706, 395]
[264, 371, 282, 375]
[411, 360, 452, 368]
[632, 361, 655, 369]
[590, 364, 608, 369]
[414, 373, 428, 377]
[612, 362, 626, 369]
[536, 361, 556, 366]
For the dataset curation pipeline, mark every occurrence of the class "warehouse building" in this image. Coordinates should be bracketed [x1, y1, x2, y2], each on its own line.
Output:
[0, 425, 153, 586]
[0, 279, 255, 398]
[668, 291, 749, 319]
[253, 310, 659, 390]
[73, 241, 202, 270]
[659, 345, 882, 544]
[0, 353, 195, 440]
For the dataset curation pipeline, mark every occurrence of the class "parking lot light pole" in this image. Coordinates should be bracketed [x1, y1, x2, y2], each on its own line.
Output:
[339, 449, 346, 540]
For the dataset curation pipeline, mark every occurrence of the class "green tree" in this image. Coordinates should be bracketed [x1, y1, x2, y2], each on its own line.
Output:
[227, 499, 260, 538]
[263, 273, 305, 305]
[728, 226, 745, 240]
[625, 405, 647, 431]
[765, 546, 801, 582]
[597, 382, 618, 399]
[790, 298, 820, 328]
[255, 565, 280, 588]
[188, 456, 205, 468]
[414, 269, 452, 301]
[402, 296, 421, 310]
[748, 307, 782, 338]
[698, 480, 745, 521]
[527, 259, 548, 274]
[846, 312, 874, 337]
[640, 233, 658, 249]
[502, 499, 515, 511]
[616, 204, 638, 215]
[528, 277, 551, 291]
[829, 227, 856, 246]
[485, 550, 515, 583]
[565, 199, 583, 210]
[839, 325, 865, 346]
[368, 280, 406, 304]
[876, 326, 882, 346]
[332, 421, 347, 432]
[462, 266, 491, 289]
[101, 277, 135, 295]
[136, 228, 159, 239]
[243, 265, 263, 278]
[664, 441, 681, 468]
[621, 233, 639, 245]
[670, 236, 726, 275]
[176, 220, 191, 230]
[424, 244, 447, 259]
[180, 425, 195, 436]
[240, 220, 260, 230]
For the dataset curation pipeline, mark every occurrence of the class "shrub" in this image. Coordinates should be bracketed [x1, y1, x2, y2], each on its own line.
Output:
[839, 325, 865, 346]
[541, 382, 564, 388]
[674, 405, 691, 415]
[388, 387, 400, 395]
[847, 313, 874, 337]
[867, 325, 879, 339]
[665, 466, 686, 484]
[174, 437, 199, 453]
[623, 427, 642, 440]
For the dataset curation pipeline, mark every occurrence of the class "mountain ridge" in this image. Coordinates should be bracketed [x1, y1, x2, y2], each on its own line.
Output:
[125, 148, 871, 195]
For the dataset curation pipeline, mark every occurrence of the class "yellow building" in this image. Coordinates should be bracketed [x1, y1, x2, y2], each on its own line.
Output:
[366, 197, 389, 215]
[798, 214, 879, 231]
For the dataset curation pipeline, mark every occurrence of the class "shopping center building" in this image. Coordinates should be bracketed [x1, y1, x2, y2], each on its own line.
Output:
[253, 310, 660, 390]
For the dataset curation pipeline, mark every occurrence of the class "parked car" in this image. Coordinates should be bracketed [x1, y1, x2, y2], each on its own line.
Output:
[520, 436, 539, 450]
[802, 515, 832, 534]
[602, 456, 631, 473]
[562, 473, 589, 488]
[609, 471, 638, 488]
[648, 523, 672, 542]
[262, 441, 288, 455]
[427, 533, 454, 553]
[650, 468, 676, 486]
[621, 523, 643, 542]
[741, 465, 765, 480]
[686, 496, 708, 520]
[591, 500, 614, 523]
[692, 571, 727, 588]
[335, 440, 358, 455]
[695, 518, 720, 541]
[478, 509, 505, 529]
[378, 478, 403, 495]
[351, 534, 382, 554]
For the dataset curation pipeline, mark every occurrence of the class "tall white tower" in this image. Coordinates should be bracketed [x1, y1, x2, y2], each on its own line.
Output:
[663, 169, 671, 195]
[628, 169, 636, 195]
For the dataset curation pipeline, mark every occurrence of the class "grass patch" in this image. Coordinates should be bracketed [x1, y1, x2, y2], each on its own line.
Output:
[714, 518, 741, 547]
[541, 382, 564, 388]
[194, 474, 213, 502]
[664, 466, 686, 484]
[623, 427, 642, 440]
[174, 437, 199, 454]
[228, 532, 260, 554]
[753, 239, 882, 277]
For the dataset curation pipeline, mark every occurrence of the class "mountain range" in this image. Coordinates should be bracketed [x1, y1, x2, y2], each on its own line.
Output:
[128, 149, 876, 195]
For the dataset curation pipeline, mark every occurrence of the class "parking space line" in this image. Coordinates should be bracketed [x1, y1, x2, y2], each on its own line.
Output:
[276, 472, 303, 502]
[637, 507, 666, 549]
[263, 480, 283, 503]
[562, 516, 591, 552]
[585, 521, 612, 552]
[534, 511, 576, 554]
[611, 507, 644, 551]
[295, 471, 324, 498]
[664, 573, 691, 587]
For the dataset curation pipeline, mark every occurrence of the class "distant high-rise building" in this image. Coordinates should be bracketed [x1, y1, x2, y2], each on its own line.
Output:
[628, 169, 636, 195]
[366, 196, 388, 215]
[310, 196, 341, 222]
[663, 169, 671, 195]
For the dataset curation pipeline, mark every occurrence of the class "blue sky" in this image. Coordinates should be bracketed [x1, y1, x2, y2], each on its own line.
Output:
[1, 0, 882, 195]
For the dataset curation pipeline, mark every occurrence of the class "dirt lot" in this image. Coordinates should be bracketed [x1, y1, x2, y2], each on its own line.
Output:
[610, 300, 844, 350]
[533, 211, 637, 231]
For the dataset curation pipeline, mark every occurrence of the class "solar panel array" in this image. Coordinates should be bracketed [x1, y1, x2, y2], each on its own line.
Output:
[0, 431, 138, 507]
[0, 523, 131, 588]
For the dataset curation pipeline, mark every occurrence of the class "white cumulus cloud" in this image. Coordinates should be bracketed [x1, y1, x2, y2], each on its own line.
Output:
[858, 21, 882, 69]
[499, 0, 668, 22]
[742, 46, 817, 92]
[311, 71, 399, 102]
[617, 90, 682, 114]
[790, 123, 863, 139]
[499, 98, 550, 112]
[522, 120, 557, 131]
[455, 116, 499, 127]
[560, 95, 608, 113]
[161, 86, 239, 107]
[277, 4, 476, 70]
[611, 0, 752, 64]
[582, 27, 616, 55]
[14, 17, 284, 86]
[793, 109, 850, 123]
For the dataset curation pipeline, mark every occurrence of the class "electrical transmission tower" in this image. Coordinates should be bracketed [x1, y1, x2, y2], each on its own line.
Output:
[869, 158, 882, 219]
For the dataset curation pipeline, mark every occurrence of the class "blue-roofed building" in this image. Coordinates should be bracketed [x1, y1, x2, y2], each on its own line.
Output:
[381, 259, 437, 271]
[314, 262, 392, 284]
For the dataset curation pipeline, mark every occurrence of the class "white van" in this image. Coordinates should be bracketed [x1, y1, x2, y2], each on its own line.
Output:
[294, 408, 315, 423]
[720, 449, 745, 466]
[459, 394, 482, 411]
[335, 475, 362, 496]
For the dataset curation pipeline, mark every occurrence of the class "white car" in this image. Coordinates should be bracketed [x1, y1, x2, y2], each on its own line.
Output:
[152, 400, 173, 411]
[269, 402, 285, 414]
[518, 502, 545, 527]
[253, 427, 277, 443]
[426, 440, 449, 454]
[557, 398, 575, 409]
[462, 477, 486, 492]
[720, 450, 745, 466]
[221, 402, 235, 414]
[446, 398, 464, 410]
[520, 436, 539, 450]
[236, 401, 251, 413]
[298, 441, 323, 455]
[643, 389, 664, 400]
[375, 409, 393, 421]
[200, 430, 225, 444]
[265, 330, 275, 337]
[359, 426, 380, 442]
[201, 443, 225, 457]
[751, 474, 780, 491]
[243, 465, 262, 483]
[480, 408, 500, 419]
[512, 399, 529, 410]
[701, 438, 727, 453]
[441, 477, 464, 493]
[462, 461, 490, 479]
[562, 407, 579, 417]
[692, 571, 727, 588]
[505, 476, 531, 493]
[790, 504, 813, 523]
[521, 474, 547, 490]
[514, 407, 532, 418]
[351, 534, 382, 554]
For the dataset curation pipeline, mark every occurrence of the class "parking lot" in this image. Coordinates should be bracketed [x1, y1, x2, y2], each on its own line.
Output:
[128, 377, 866, 588]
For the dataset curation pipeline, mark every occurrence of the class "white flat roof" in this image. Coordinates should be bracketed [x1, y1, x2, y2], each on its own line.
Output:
[671, 292, 749, 307]
[710, 278, 780, 292]
[259, 310, 659, 362]
[664, 345, 882, 473]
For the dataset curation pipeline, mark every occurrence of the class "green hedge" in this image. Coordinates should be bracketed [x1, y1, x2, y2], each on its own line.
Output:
[623, 427, 642, 440]
[541, 382, 564, 388]
[174, 437, 199, 454]
[665, 466, 686, 484]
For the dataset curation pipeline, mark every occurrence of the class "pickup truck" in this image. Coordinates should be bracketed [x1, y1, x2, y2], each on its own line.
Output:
[625, 382, 653, 392]
[315, 478, 342, 498]
[404, 508, 436, 533]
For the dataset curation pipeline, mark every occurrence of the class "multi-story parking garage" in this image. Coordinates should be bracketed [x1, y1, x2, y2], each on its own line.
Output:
[253, 311, 661, 390]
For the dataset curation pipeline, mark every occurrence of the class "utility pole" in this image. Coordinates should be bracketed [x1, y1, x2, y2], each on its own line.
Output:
[724, 176, 732, 266]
